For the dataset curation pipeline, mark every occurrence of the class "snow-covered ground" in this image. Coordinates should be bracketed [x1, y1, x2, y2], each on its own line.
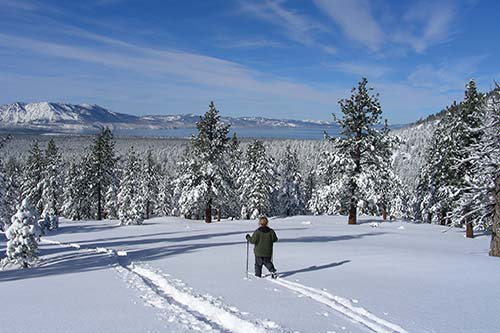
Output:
[1, 216, 499, 333]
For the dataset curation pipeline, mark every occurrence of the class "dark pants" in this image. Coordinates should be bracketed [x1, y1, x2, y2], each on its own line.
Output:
[255, 256, 276, 277]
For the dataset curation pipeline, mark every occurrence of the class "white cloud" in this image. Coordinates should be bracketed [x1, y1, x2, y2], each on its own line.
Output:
[393, 1, 458, 53]
[213, 38, 285, 50]
[313, 0, 385, 51]
[408, 56, 487, 92]
[326, 61, 391, 78]
[237, 0, 336, 53]
[0, 31, 336, 104]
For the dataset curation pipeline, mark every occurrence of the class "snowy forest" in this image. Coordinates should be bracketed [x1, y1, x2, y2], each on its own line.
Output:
[1, 78, 499, 269]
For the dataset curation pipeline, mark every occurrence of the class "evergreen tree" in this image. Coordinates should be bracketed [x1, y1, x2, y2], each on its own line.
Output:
[118, 148, 144, 225]
[0, 136, 10, 231]
[142, 150, 161, 219]
[239, 140, 276, 219]
[226, 133, 243, 218]
[62, 160, 92, 220]
[158, 170, 174, 217]
[330, 78, 391, 224]
[0, 165, 7, 231]
[174, 148, 204, 219]
[175, 101, 232, 223]
[21, 141, 45, 214]
[417, 80, 484, 233]
[40, 139, 63, 231]
[303, 168, 316, 213]
[277, 145, 305, 216]
[89, 127, 116, 220]
[5, 199, 40, 268]
[451, 86, 499, 246]
[104, 181, 119, 220]
[308, 151, 351, 215]
[3, 157, 22, 225]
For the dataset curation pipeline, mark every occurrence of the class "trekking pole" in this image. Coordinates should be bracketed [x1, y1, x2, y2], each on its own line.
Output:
[246, 239, 249, 279]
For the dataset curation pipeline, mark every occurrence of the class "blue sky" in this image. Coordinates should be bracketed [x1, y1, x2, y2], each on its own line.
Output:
[0, 0, 498, 123]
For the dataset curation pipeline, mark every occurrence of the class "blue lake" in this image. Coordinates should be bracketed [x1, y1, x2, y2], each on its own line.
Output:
[113, 125, 341, 140]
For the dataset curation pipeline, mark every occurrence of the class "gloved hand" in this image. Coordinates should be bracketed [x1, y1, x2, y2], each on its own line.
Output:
[245, 234, 251, 241]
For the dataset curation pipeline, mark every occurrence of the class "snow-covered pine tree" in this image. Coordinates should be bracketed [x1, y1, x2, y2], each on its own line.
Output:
[417, 80, 484, 233]
[448, 79, 485, 237]
[174, 148, 204, 219]
[104, 181, 119, 220]
[62, 159, 93, 221]
[493, 171, 500, 257]
[141, 150, 161, 219]
[3, 157, 22, 226]
[118, 148, 144, 225]
[21, 141, 45, 215]
[451, 85, 499, 245]
[239, 140, 276, 219]
[0, 164, 7, 231]
[303, 168, 316, 213]
[277, 145, 305, 216]
[308, 149, 353, 215]
[226, 133, 243, 218]
[330, 77, 391, 224]
[175, 101, 233, 223]
[62, 162, 81, 220]
[158, 170, 174, 217]
[40, 139, 63, 231]
[88, 127, 116, 220]
[366, 127, 404, 220]
[5, 198, 40, 268]
[0, 136, 10, 231]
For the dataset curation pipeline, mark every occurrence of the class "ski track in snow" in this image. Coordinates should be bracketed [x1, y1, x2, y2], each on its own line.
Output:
[269, 278, 408, 333]
[40, 235, 407, 333]
[40, 236, 284, 333]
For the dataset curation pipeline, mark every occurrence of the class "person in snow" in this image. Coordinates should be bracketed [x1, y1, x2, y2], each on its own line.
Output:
[246, 216, 278, 278]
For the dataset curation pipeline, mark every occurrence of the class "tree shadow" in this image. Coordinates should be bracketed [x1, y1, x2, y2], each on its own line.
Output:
[0, 227, 372, 282]
[0, 228, 303, 282]
[279, 232, 386, 243]
[279, 260, 351, 278]
[50, 223, 122, 235]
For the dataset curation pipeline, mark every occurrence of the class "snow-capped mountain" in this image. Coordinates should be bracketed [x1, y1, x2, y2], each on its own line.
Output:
[0, 102, 336, 133]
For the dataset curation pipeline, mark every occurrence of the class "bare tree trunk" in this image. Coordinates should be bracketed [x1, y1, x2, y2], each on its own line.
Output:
[490, 175, 500, 257]
[146, 201, 150, 220]
[348, 204, 357, 225]
[217, 208, 221, 222]
[466, 221, 474, 238]
[382, 208, 387, 221]
[205, 199, 212, 223]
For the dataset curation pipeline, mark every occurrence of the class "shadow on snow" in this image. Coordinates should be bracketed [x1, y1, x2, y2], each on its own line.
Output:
[0, 229, 384, 282]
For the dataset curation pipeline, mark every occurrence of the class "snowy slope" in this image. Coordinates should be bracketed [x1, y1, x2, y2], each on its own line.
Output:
[391, 120, 438, 192]
[1, 216, 498, 333]
[0, 102, 135, 124]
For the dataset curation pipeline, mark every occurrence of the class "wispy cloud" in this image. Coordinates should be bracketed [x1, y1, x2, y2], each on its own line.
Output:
[408, 55, 487, 92]
[213, 37, 285, 50]
[313, 0, 384, 51]
[393, 1, 458, 53]
[237, 0, 336, 54]
[326, 61, 391, 79]
[0, 31, 336, 104]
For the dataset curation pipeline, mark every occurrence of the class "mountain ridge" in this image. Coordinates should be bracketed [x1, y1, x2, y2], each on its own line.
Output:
[0, 101, 336, 133]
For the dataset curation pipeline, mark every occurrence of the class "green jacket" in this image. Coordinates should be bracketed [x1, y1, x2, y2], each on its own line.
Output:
[246, 226, 278, 257]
